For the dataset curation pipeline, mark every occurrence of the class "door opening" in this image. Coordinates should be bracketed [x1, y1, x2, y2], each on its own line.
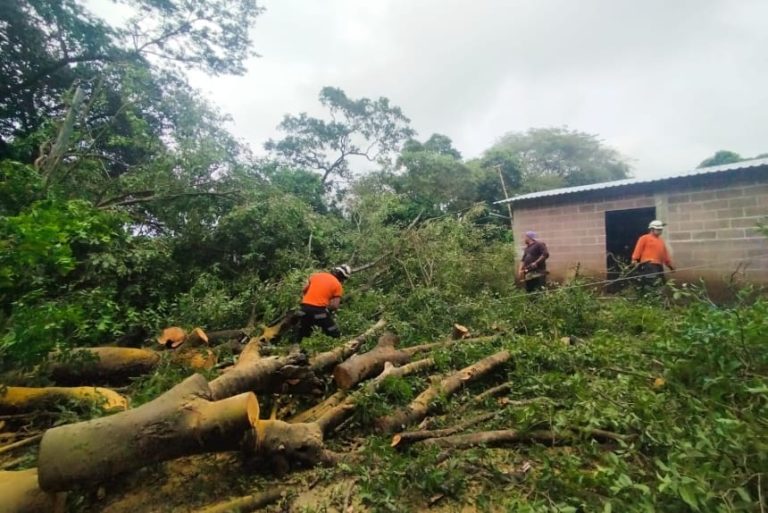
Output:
[605, 207, 656, 290]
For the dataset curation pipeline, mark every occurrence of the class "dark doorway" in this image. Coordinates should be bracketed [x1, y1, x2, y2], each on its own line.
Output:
[605, 207, 656, 289]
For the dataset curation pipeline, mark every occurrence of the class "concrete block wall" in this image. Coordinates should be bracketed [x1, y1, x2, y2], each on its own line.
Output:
[665, 180, 768, 284]
[512, 175, 768, 285]
[513, 193, 655, 280]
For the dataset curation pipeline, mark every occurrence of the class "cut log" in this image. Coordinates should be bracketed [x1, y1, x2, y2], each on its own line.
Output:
[414, 429, 631, 449]
[156, 326, 190, 348]
[0, 468, 66, 513]
[195, 488, 285, 513]
[37, 374, 259, 491]
[170, 347, 218, 370]
[47, 347, 161, 384]
[242, 419, 330, 471]
[333, 333, 410, 390]
[314, 358, 436, 434]
[391, 411, 498, 449]
[451, 324, 470, 340]
[208, 353, 322, 400]
[0, 386, 127, 413]
[375, 350, 511, 434]
[310, 319, 387, 373]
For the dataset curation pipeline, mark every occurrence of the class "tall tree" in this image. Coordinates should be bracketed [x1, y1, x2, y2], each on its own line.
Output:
[486, 127, 630, 192]
[265, 87, 415, 185]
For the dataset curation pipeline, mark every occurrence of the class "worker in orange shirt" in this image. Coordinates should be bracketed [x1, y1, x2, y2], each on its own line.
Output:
[294, 264, 351, 343]
[631, 220, 675, 287]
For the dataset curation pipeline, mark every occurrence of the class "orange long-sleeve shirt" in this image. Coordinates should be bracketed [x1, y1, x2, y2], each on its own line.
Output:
[631, 234, 672, 266]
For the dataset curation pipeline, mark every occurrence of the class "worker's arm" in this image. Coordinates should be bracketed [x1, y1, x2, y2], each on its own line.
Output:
[530, 243, 549, 268]
[328, 296, 341, 311]
[663, 245, 675, 270]
[631, 236, 645, 263]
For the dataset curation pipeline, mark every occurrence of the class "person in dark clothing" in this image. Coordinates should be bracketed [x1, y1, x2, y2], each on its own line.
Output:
[294, 264, 351, 343]
[518, 231, 549, 292]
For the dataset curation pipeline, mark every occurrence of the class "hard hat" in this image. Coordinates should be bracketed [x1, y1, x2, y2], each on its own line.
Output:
[332, 264, 352, 279]
[648, 220, 665, 230]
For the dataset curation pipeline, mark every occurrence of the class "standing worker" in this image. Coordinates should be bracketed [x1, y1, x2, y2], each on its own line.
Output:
[631, 220, 675, 287]
[518, 231, 549, 292]
[294, 264, 351, 343]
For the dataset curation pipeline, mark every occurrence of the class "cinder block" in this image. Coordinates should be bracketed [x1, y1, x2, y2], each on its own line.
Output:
[730, 217, 763, 228]
[692, 231, 717, 240]
[717, 208, 745, 219]
[716, 188, 745, 199]
[668, 194, 691, 204]
[716, 229, 746, 239]
[729, 197, 758, 208]
[669, 232, 692, 241]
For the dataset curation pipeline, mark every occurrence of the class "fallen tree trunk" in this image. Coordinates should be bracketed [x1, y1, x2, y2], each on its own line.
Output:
[310, 319, 387, 373]
[37, 374, 259, 491]
[315, 358, 436, 434]
[0, 386, 127, 413]
[391, 412, 498, 449]
[375, 350, 511, 434]
[0, 468, 66, 513]
[333, 333, 410, 389]
[46, 347, 161, 384]
[415, 428, 631, 449]
[209, 352, 322, 399]
[195, 488, 285, 513]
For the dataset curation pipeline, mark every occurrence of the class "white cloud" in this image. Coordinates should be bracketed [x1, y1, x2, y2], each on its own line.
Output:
[88, 0, 768, 178]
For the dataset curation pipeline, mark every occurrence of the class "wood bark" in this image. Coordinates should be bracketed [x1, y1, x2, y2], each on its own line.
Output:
[313, 358, 436, 434]
[0, 386, 127, 413]
[209, 353, 323, 400]
[309, 319, 387, 373]
[391, 411, 498, 449]
[333, 333, 410, 389]
[242, 419, 330, 471]
[375, 350, 511, 434]
[37, 374, 259, 491]
[195, 488, 284, 513]
[46, 347, 161, 384]
[0, 468, 66, 513]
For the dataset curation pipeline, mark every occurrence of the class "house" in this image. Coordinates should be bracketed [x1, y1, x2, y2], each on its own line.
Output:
[498, 158, 768, 290]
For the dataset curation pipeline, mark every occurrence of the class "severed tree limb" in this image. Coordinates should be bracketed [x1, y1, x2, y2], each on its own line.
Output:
[0, 386, 128, 413]
[0, 434, 43, 456]
[309, 319, 387, 373]
[391, 412, 498, 449]
[400, 335, 497, 357]
[333, 333, 410, 389]
[314, 358, 436, 435]
[415, 429, 632, 450]
[458, 382, 513, 411]
[0, 468, 66, 513]
[37, 374, 260, 491]
[375, 350, 511, 434]
[194, 488, 286, 513]
[209, 353, 323, 400]
[46, 347, 162, 384]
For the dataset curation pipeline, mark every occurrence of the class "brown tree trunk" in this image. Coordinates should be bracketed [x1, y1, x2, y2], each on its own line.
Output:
[309, 319, 387, 373]
[333, 333, 410, 389]
[375, 350, 511, 434]
[0, 468, 66, 513]
[37, 374, 259, 491]
[209, 352, 323, 399]
[46, 347, 161, 384]
[0, 386, 127, 413]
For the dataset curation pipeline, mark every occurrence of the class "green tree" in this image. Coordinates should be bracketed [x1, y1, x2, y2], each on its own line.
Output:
[697, 150, 744, 168]
[486, 127, 630, 192]
[265, 87, 415, 185]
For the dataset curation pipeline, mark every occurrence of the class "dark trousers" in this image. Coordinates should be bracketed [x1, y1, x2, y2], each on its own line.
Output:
[636, 263, 665, 288]
[294, 304, 340, 342]
[525, 274, 546, 293]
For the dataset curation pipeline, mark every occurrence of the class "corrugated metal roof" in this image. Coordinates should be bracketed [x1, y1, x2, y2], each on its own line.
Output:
[496, 157, 768, 204]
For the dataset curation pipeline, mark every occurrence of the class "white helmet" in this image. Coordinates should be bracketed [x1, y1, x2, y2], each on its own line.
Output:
[332, 264, 352, 279]
[648, 220, 665, 230]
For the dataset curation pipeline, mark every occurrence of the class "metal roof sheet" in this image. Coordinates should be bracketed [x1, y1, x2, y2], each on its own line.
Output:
[496, 157, 768, 204]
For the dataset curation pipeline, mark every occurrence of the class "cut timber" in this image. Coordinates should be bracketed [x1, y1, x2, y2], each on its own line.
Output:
[0, 468, 66, 513]
[375, 350, 511, 434]
[156, 326, 189, 348]
[195, 488, 284, 513]
[310, 319, 387, 373]
[243, 419, 330, 471]
[37, 374, 259, 491]
[0, 386, 127, 413]
[314, 358, 436, 434]
[171, 347, 218, 370]
[47, 347, 160, 384]
[209, 353, 322, 400]
[414, 429, 631, 449]
[391, 411, 498, 449]
[451, 324, 470, 340]
[333, 332, 410, 390]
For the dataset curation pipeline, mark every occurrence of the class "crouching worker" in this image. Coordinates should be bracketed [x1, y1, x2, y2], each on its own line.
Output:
[294, 264, 351, 344]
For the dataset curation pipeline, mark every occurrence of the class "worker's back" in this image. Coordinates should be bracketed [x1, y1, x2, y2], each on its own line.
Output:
[301, 272, 343, 308]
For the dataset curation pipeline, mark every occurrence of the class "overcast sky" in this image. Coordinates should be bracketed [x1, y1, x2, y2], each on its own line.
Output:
[91, 0, 768, 179]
